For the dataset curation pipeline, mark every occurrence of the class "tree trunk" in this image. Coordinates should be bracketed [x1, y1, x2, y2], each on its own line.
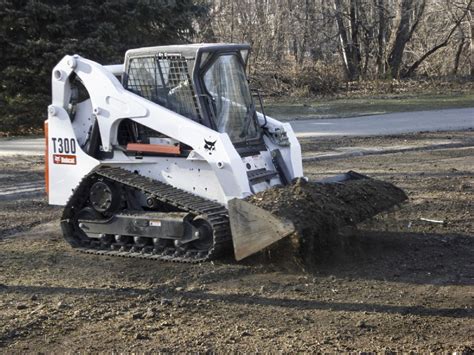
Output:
[292, 37, 298, 63]
[388, 0, 426, 78]
[349, 0, 361, 79]
[230, 1, 234, 43]
[334, 0, 350, 79]
[375, 0, 386, 76]
[334, 0, 359, 80]
[272, 2, 286, 61]
[298, 0, 310, 66]
[453, 39, 466, 75]
[470, 7, 474, 77]
[404, 42, 449, 77]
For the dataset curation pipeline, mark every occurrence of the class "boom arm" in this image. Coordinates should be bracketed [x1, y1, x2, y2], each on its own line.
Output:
[50, 55, 252, 200]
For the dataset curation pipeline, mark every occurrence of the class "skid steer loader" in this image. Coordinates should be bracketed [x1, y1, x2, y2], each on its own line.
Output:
[46, 43, 405, 262]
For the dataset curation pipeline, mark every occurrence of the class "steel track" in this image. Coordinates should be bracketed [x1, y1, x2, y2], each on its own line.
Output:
[61, 166, 232, 263]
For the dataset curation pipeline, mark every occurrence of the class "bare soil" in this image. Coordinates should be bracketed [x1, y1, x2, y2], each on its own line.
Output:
[0, 156, 60, 238]
[0, 131, 473, 352]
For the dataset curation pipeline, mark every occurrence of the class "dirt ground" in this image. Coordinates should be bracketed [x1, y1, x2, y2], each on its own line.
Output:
[0, 131, 473, 352]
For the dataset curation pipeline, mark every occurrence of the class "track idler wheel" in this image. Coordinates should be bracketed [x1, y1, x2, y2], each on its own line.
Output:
[190, 216, 214, 251]
[89, 180, 120, 213]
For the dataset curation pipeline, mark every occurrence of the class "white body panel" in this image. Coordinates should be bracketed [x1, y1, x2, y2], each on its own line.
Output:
[47, 106, 99, 205]
[47, 54, 303, 207]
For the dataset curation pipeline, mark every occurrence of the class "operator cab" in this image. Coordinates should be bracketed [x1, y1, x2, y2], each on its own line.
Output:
[122, 44, 264, 156]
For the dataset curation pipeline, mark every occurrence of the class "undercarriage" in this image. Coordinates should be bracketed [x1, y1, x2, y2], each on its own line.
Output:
[61, 166, 231, 262]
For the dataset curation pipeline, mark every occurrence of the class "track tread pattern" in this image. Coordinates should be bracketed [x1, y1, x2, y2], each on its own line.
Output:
[61, 166, 232, 263]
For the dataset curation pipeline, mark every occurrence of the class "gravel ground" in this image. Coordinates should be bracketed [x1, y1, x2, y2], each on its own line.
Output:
[0, 131, 472, 352]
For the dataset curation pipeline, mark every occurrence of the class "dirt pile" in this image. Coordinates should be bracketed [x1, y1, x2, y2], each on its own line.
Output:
[247, 176, 408, 268]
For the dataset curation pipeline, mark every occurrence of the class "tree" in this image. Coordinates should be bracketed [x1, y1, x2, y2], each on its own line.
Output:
[0, 0, 203, 134]
[403, 0, 473, 77]
[469, 0, 474, 77]
[387, 0, 426, 78]
[334, 0, 362, 80]
[375, 0, 389, 76]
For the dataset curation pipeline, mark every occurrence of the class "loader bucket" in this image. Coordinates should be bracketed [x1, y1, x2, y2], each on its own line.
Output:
[228, 198, 295, 261]
[228, 171, 408, 261]
[314, 170, 369, 184]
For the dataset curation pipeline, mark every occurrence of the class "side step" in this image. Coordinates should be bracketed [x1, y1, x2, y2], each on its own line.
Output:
[247, 168, 278, 184]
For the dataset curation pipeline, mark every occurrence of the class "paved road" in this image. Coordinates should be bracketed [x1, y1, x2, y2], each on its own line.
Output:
[292, 107, 474, 137]
[0, 137, 44, 156]
[0, 108, 473, 155]
[0, 180, 45, 200]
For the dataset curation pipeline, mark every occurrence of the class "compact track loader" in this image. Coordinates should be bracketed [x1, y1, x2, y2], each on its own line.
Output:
[46, 44, 406, 262]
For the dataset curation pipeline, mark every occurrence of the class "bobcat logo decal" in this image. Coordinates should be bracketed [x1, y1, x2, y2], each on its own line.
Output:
[204, 139, 216, 153]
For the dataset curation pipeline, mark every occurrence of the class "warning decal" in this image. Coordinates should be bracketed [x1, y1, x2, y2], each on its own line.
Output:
[53, 154, 77, 165]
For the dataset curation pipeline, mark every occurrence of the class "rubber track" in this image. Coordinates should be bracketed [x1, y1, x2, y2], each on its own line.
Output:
[61, 166, 232, 263]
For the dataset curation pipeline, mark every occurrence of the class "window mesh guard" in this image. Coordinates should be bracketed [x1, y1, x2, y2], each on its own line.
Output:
[126, 54, 201, 121]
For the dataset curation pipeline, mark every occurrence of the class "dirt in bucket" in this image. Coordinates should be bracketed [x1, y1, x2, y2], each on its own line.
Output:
[245, 176, 408, 270]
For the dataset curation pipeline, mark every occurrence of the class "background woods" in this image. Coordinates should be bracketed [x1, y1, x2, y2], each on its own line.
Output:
[0, 0, 202, 133]
[0, 0, 473, 134]
[201, 0, 474, 91]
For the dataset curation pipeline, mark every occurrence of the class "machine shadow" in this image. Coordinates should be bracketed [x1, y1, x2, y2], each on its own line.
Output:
[0, 283, 471, 321]
[237, 229, 473, 286]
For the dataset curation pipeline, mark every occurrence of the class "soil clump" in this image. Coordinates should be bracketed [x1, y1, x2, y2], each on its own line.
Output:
[247, 176, 408, 268]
